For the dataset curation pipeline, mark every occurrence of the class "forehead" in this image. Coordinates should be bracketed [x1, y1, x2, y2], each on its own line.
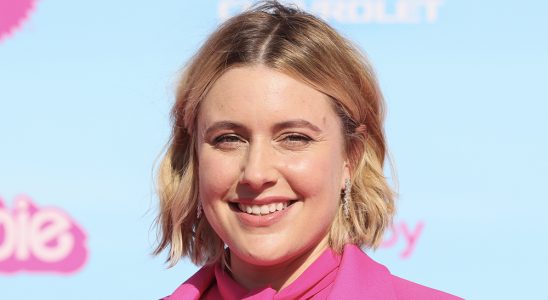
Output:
[198, 66, 340, 128]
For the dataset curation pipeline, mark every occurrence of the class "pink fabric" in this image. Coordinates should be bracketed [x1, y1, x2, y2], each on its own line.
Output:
[164, 245, 462, 299]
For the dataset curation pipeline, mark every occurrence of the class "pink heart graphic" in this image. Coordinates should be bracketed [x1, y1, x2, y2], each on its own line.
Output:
[0, 0, 37, 43]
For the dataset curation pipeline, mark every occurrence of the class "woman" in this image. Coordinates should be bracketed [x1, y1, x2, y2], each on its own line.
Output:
[155, 1, 460, 299]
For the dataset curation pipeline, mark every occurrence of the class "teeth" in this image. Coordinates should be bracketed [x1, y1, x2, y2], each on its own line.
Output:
[237, 202, 290, 215]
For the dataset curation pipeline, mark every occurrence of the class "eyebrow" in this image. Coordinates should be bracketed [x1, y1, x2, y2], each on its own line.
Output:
[272, 119, 322, 133]
[203, 121, 247, 138]
[203, 119, 322, 137]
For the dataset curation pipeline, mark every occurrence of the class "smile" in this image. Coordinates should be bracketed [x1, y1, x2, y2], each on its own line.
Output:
[237, 202, 288, 215]
[229, 198, 299, 226]
[231, 200, 298, 216]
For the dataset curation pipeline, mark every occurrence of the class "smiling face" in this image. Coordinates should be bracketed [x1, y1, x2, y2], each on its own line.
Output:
[196, 65, 349, 270]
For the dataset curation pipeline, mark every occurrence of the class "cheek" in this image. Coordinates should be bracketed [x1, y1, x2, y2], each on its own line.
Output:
[283, 149, 344, 199]
[198, 150, 241, 201]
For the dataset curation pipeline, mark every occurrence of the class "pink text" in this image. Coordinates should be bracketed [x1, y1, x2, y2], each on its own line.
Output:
[0, 194, 87, 274]
[380, 220, 425, 259]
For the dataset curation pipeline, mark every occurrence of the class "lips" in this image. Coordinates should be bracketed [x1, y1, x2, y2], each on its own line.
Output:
[230, 199, 297, 227]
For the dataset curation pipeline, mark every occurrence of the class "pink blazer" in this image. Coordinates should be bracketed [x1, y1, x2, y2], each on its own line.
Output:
[164, 244, 461, 299]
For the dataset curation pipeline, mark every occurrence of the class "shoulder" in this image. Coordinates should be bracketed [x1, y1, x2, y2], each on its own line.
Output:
[390, 275, 462, 300]
[162, 265, 216, 300]
[331, 244, 462, 299]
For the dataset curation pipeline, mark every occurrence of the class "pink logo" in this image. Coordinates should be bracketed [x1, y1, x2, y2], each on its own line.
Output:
[0, 194, 88, 274]
[380, 220, 425, 259]
[0, 0, 37, 43]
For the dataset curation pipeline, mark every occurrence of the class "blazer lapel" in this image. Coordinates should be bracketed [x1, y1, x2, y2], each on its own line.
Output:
[169, 265, 215, 300]
[328, 245, 398, 300]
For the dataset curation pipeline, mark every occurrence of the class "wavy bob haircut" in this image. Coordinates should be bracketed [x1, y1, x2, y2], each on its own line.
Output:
[154, 0, 395, 267]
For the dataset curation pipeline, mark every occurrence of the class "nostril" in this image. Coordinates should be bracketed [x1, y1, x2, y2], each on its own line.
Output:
[238, 169, 278, 190]
[239, 144, 278, 188]
[236, 180, 277, 194]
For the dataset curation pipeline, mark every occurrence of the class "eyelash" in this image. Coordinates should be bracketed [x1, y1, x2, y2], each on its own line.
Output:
[212, 133, 313, 149]
[213, 134, 244, 145]
[280, 133, 312, 144]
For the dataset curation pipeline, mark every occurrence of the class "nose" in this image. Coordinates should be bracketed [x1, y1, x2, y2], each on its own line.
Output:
[239, 140, 278, 191]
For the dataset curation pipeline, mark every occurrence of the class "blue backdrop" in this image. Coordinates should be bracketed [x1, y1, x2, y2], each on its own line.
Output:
[1, 1, 547, 299]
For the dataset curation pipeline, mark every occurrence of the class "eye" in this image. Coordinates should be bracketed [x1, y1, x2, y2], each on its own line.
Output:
[280, 133, 313, 148]
[212, 134, 246, 149]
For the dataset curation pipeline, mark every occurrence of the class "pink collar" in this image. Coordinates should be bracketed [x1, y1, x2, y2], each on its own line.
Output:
[166, 244, 437, 300]
[215, 247, 340, 299]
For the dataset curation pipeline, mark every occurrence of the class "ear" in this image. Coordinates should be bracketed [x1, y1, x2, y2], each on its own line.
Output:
[340, 160, 351, 190]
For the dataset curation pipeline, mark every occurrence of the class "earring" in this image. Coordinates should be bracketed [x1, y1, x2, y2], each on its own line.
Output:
[196, 201, 202, 219]
[343, 178, 351, 218]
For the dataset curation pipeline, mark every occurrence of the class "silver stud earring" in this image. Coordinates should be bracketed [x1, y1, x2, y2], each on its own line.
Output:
[196, 201, 202, 219]
[343, 178, 351, 218]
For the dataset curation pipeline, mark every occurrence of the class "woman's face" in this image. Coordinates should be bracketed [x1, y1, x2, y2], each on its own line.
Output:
[196, 65, 349, 267]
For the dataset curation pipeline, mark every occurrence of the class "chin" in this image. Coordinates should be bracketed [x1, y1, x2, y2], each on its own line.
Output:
[238, 251, 291, 267]
[231, 240, 298, 267]
[235, 241, 323, 270]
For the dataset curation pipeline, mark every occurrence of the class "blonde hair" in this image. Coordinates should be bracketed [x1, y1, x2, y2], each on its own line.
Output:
[154, 1, 395, 267]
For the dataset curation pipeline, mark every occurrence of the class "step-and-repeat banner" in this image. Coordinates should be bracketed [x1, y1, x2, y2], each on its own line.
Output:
[1, 1, 547, 299]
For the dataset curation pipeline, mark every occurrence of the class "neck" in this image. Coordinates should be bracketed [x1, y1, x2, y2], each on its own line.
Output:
[229, 237, 329, 291]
